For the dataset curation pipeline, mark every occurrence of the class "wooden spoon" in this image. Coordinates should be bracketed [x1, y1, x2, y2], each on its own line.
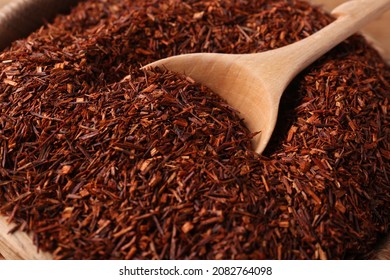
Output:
[144, 0, 390, 154]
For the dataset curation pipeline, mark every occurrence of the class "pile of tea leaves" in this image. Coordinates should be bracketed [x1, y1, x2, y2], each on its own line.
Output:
[0, 0, 389, 259]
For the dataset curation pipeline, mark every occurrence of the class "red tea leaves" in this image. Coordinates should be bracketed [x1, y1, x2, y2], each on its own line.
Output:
[0, 0, 389, 260]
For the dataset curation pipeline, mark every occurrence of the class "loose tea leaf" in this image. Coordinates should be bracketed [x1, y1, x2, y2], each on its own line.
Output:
[0, 0, 389, 259]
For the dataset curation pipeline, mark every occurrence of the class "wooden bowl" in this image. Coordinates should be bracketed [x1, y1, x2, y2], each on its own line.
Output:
[0, 0, 80, 260]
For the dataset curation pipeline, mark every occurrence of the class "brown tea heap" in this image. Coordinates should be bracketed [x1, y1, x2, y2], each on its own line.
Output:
[0, 0, 389, 259]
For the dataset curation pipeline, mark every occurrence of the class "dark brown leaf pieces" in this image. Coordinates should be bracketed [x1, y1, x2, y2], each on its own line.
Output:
[0, 0, 389, 260]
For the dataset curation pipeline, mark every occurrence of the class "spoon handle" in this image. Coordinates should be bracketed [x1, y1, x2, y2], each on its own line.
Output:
[283, 0, 390, 76]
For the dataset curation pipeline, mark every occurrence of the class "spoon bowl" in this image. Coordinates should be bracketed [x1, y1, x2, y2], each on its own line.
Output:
[144, 0, 390, 154]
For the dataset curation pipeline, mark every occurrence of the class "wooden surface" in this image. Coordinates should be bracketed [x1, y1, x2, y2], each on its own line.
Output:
[0, 0, 19, 261]
[0, 0, 389, 52]
[0, 216, 52, 260]
[311, 0, 390, 62]
[0, 0, 71, 261]
[0, 0, 388, 56]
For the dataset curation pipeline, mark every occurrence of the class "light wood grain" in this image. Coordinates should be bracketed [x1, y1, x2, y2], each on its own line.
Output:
[0, 216, 52, 259]
[0, 0, 389, 56]
[0, 0, 78, 260]
[310, 0, 390, 61]
[146, 0, 390, 154]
